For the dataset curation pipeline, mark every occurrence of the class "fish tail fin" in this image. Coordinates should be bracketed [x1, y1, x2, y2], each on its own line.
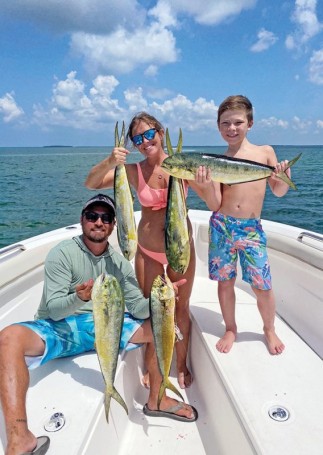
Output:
[158, 378, 184, 408]
[104, 391, 112, 423]
[157, 382, 166, 409]
[176, 128, 183, 154]
[114, 121, 119, 147]
[166, 129, 174, 156]
[277, 153, 302, 190]
[112, 386, 128, 415]
[277, 172, 297, 190]
[104, 386, 128, 422]
[166, 128, 183, 156]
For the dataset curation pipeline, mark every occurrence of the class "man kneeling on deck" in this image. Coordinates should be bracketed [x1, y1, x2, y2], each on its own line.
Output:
[0, 194, 197, 455]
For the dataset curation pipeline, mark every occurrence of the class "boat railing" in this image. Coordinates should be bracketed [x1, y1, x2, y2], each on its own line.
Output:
[297, 231, 323, 251]
[0, 244, 26, 261]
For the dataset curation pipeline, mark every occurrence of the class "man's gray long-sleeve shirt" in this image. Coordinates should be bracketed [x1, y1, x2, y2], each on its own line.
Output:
[35, 235, 149, 321]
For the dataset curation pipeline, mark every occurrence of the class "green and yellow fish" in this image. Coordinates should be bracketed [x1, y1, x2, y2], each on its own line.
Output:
[164, 129, 190, 273]
[92, 273, 128, 422]
[114, 121, 137, 260]
[161, 152, 301, 190]
[150, 273, 184, 408]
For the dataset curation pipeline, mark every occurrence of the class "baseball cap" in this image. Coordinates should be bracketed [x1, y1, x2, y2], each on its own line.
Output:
[82, 193, 116, 216]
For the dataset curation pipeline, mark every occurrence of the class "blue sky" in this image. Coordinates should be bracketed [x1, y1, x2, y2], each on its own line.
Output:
[0, 0, 323, 147]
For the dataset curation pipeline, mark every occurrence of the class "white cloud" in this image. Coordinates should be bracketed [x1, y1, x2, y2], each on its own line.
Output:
[316, 120, 323, 128]
[257, 117, 289, 129]
[149, 0, 178, 28]
[32, 72, 124, 130]
[285, 0, 322, 50]
[250, 28, 278, 52]
[0, 0, 261, 79]
[309, 49, 323, 84]
[150, 94, 218, 131]
[144, 65, 159, 77]
[124, 87, 149, 113]
[0, 92, 24, 123]
[1, 0, 179, 76]
[70, 22, 178, 74]
[291, 115, 312, 131]
[30, 72, 219, 133]
[169, 0, 257, 26]
[0, 0, 144, 34]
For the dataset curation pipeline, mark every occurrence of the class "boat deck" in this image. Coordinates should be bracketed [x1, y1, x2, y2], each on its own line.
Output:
[189, 278, 323, 455]
[2, 276, 323, 454]
[1, 212, 323, 454]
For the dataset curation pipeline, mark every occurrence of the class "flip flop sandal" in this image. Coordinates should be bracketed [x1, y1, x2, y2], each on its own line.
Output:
[22, 435, 50, 455]
[143, 402, 198, 422]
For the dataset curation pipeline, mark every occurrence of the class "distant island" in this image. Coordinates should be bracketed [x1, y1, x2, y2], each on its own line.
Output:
[43, 145, 73, 148]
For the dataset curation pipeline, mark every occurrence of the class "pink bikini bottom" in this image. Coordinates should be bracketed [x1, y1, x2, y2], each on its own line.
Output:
[137, 243, 168, 265]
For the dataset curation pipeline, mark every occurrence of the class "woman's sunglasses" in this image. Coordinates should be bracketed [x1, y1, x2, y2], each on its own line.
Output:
[132, 128, 157, 146]
[83, 211, 114, 224]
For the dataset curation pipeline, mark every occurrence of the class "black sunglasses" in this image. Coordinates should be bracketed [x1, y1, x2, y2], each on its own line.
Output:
[83, 211, 115, 224]
[132, 128, 157, 146]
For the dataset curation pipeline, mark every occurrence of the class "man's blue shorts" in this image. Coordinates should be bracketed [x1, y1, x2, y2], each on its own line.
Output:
[16, 312, 144, 370]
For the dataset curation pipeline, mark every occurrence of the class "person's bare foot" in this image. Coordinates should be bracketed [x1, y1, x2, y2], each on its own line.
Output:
[178, 370, 193, 389]
[6, 432, 47, 455]
[264, 329, 285, 354]
[216, 330, 236, 353]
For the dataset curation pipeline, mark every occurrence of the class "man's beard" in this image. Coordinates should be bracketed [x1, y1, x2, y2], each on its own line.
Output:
[83, 231, 108, 243]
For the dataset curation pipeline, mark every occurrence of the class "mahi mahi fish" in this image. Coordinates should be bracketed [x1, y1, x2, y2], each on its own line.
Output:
[92, 273, 128, 422]
[164, 129, 190, 274]
[150, 273, 184, 408]
[114, 121, 137, 260]
[161, 152, 301, 190]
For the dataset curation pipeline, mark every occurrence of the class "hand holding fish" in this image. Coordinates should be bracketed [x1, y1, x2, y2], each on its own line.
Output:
[270, 160, 293, 197]
[195, 165, 213, 186]
[172, 278, 187, 301]
[75, 279, 94, 301]
[272, 160, 291, 179]
[109, 146, 129, 167]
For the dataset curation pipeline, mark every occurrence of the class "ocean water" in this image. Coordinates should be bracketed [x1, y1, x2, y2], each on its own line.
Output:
[1, 145, 322, 249]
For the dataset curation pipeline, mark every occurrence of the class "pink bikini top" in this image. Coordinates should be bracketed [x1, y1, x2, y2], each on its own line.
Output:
[136, 163, 188, 211]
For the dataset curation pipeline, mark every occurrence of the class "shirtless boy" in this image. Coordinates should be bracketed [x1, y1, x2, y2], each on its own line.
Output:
[195, 95, 290, 355]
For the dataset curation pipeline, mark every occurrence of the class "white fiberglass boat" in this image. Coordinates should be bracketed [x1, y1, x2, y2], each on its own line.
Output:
[0, 210, 323, 455]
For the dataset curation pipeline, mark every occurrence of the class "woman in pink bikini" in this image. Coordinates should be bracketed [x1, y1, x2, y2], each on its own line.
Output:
[85, 112, 195, 389]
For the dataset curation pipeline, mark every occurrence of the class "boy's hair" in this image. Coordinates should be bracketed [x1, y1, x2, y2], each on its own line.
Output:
[126, 112, 165, 148]
[217, 95, 253, 125]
